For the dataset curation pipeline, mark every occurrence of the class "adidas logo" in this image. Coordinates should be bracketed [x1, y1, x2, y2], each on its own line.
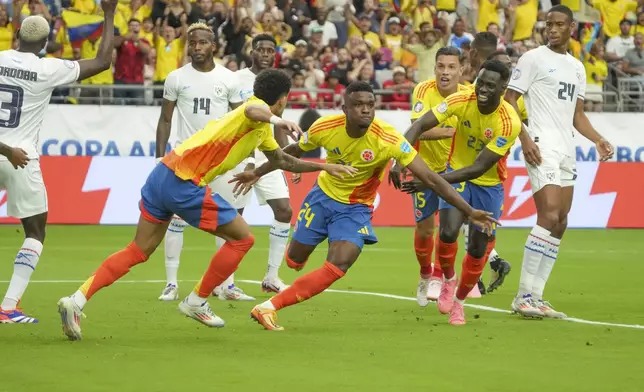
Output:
[357, 227, 369, 235]
[330, 147, 341, 155]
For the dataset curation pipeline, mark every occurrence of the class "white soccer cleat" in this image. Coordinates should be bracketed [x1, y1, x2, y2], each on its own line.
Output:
[178, 299, 225, 328]
[426, 278, 443, 301]
[416, 278, 430, 307]
[536, 299, 567, 319]
[262, 277, 289, 293]
[57, 296, 85, 341]
[511, 294, 545, 319]
[158, 284, 179, 301]
[217, 286, 256, 301]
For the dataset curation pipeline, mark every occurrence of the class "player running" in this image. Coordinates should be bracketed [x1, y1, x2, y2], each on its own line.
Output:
[407, 46, 468, 306]
[230, 81, 498, 331]
[504, 5, 613, 319]
[155, 22, 245, 302]
[56, 70, 356, 341]
[0, 1, 118, 324]
[392, 60, 522, 325]
[211, 34, 294, 298]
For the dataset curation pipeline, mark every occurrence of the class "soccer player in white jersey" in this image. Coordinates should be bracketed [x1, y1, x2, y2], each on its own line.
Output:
[505, 5, 614, 319]
[210, 33, 293, 296]
[0, 0, 117, 324]
[155, 23, 253, 302]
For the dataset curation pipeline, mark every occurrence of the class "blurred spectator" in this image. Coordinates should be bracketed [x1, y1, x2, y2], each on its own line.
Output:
[447, 18, 474, 48]
[114, 18, 151, 105]
[406, 20, 449, 83]
[590, 0, 638, 39]
[140, 17, 155, 43]
[324, 46, 352, 86]
[192, 0, 227, 32]
[226, 58, 239, 71]
[325, 0, 350, 47]
[159, 0, 191, 29]
[276, 22, 295, 55]
[632, 12, 644, 35]
[77, 36, 115, 103]
[606, 19, 635, 62]
[477, 0, 501, 34]
[486, 22, 507, 50]
[0, 5, 14, 51]
[413, 0, 434, 31]
[379, 15, 403, 63]
[305, 7, 338, 46]
[285, 0, 311, 43]
[623, 32, 644, 76]
[153, 21, 186, 100]
[382, 66, 413, 109]
[309, 25, 325, 56]
[584, 42, 607, 112]
[303, 55, 325, 91]
[346, 10, 381, 54]
[513, 0, 539, 42]
[317, 68, 345, 108]
[288, 71, 314, 108]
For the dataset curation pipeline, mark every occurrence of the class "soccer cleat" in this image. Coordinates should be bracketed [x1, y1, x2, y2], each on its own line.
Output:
[487, 257, 511, 293]
[178, 299, 225, 328]
[0, 308, 39, 324]
[57, 297, 84, 340]
[477, 279, 487, 296]
[262, 277, 289, 293]
[449, 301, 466, 325]
[158, 284, 179, 301]
[250, 305, 284, 331]
[416, 278, 431, 307]
[426, 278, 442, 301]
[437, 278, 457, 314]
[511, 294, 545, 318]
[216, 286, 256, 301]
[536, 299, 567, 319]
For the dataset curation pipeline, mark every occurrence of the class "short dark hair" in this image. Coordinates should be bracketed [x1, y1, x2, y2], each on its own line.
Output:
[253, 69, 291, 105]
[345, 81, 374, 97]
[548, 5, 574, 22]
[472, 32, 497, 52]
[487, 50, 510, 60]
[435, 46, 462, 62]
[252, 34, 277, 50]
[128, 18, 141, 25]
[480, 59, 511, 82]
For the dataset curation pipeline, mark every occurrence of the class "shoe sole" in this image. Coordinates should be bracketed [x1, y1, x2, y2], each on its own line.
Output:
[511, 309, 544, 319]
[178, 303, 225, 328]
[158, 296, 179, 301]
[487, 263, 511, 293]
[261, 284, 281, 294]
[57, 300, 82, 341]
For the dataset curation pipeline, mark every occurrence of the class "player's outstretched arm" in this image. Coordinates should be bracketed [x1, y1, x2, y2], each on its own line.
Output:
[572, 98, 614, 161]
[441, 148, 503, 184]
[244, 104, 303, 140]
[155, 99, 176, 160]
[505, 89, 541, 166]
[263, 148, 358, 177]
[77, 0, 117, 81]
[419, 127, 456, 140]
[405, 156, 497, 233]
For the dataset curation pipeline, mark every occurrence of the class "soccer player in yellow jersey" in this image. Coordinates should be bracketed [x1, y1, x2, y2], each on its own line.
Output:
[393, 60, 522, 325]
[231, 81, 498, 331]
[56, 70, 356, 341]
[409, 46, 468, 306]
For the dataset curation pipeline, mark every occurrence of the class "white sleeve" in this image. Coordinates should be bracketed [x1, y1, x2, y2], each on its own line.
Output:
[42, 58, 80, 88]
[163, 71, 179, 101]
[577, 62, 586, 101]
[328, 24, 338, 41]
[507, 51, 538, 94]
[605, 38, 618, 55]
[228, 73, 243, 104]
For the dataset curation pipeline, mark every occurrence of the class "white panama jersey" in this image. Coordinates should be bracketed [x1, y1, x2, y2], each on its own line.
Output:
[0, 50, 80, 160]
[508, 45, 586, 157]
[234, 67, 273, 163]
[163, 63, 241, 143]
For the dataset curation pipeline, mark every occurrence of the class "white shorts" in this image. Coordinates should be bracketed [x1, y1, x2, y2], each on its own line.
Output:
[527, 148, 577, 194]
[210, 162, 290, 209]
[0, 159, 48, 219]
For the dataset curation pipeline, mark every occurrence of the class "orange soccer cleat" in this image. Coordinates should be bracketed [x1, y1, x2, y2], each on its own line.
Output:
[250, 305, 284, 331]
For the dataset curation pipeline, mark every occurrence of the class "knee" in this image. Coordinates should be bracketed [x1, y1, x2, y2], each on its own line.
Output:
[439, 225, 459, 244]
[551, 216, 568, 238]
[415, 220, 435, 238]
[286, 245, 308, 270]
[538, 210, 561, 231]
[467, 237, 487, 259]
[232, 234, 255, 252]
[23, 223, 46, 243]
[329, 259, 353, 273]
[273, 204, 293, 223]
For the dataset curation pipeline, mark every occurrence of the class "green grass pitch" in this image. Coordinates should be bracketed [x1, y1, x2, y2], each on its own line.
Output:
[1, 225, 643, 392]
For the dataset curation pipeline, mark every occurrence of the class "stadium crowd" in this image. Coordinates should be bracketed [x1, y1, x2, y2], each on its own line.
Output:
[0, 0, 643, 110]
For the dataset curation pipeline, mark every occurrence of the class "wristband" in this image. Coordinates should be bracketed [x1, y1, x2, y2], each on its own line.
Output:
[269, 115, 280, 125]
[246, 157, 255, 165]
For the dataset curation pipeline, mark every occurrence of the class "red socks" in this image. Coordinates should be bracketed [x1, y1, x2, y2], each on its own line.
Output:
[431, 242, 444, 279]
[285, 249, 306, 271]
[436, 239, 458, 279]
[195, 235, 255, 297]
[484, 238, 496, 262]
[270, 261, 345, 310]
[414, 229, 434, 278]
[455, 253, 486, 300]
[81, 242, 148, 300]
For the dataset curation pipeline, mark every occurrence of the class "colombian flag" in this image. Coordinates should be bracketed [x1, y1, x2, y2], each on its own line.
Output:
[61, 10, 121, 46]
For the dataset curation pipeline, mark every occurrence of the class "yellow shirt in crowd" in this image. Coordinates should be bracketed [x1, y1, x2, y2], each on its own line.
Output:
[80, 38, 114, 84]
[154, 37, 183, 82]
[513, 0, 539, 41]
[477, 0, 500, 34]
[590, 0, 637, 38]
[0, 24, 14, 52]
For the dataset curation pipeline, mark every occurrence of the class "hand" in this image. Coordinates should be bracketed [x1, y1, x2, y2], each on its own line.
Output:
[596, 138, 614, 161]
[521, 136, 542, 166]
[243, 162, 255, 172]
[388, 161, 405, 189]
[229, 170, 259, 196]
[400, 179, 424, 194]
[101, 0, 118, 14]
[322, 163, 358, 179]
[468, 209, 500, 235]
[291, 172, 302, 184]
[8, 147, 28, 169]
[274, 119, 303, 140]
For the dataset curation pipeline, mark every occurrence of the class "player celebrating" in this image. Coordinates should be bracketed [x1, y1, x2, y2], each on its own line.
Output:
[56, 70, 356, 340]
[230, 81, 498, 331]
[211, 34, 295, 297]
[155, 23, 244, 302]
[407, 46, 468, 306]
[504, 5, 613, 318]
[0, 1, 117, 324]
[392, 60, 522, 325]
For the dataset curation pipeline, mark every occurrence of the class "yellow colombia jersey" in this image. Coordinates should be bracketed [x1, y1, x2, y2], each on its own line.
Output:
[470, 81, 529, 122]
[431, 90, 521, 187]
[411, 80, 470, 173]
[163, 97, 279, 186]
[299, 115, 417, 206]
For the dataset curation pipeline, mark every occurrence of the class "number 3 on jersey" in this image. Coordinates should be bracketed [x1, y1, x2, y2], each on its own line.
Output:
[557, 82, 575, 102]
[192, 97, 211, 115]
[297, 202, 315, 228]
[0, 84, 24, 128]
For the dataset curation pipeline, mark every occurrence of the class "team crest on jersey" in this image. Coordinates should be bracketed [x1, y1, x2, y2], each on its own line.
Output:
[484, 128, 493, 139]
[496, 137, 507, 148]
[576, 71, 583, 82]
[64, 60, 75, 69]
[414, 102, 424, 112]
[361, 149, 375, 162]
[512, 68, 521, 80]
[400, 141, 411, 153]
[214, 85, 225, 97]
[414, 209, 422, 219]
[437, 102, 448, 114]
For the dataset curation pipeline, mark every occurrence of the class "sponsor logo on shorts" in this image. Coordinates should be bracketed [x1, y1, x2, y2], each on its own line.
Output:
[484, 128, 493, 139]
[436, 102, 448, 114]
[361, 149, 375, 162]
[496, 137, 507, 148]
[414, 102, 424, 112]
[400, 141, 411, 153]
[512, 68, 521, 80]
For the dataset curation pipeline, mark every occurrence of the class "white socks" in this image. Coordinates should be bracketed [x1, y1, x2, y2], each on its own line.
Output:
[519, 225, 560, 298]
[489, 248, 499, 260]
[266, 220, 290, 280]
[187, 291, 206, 306]
[1, 238, 43, 311]
[71, 291, 87, 310]
[260, 299, 276, 310]
[164, 217, 187, 286]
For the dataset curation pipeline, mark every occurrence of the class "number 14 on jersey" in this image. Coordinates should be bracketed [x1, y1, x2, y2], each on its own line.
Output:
[193, 97, 211, 115]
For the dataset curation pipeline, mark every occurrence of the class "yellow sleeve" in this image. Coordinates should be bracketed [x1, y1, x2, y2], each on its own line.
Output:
[298, 128, 321, 152]
[410, 84, 428, 120]
[390, 133, 418, 167]
[431, 94, 464, 124]
[486, 114, 521, 156]
[517, 96, 528, 122]
[258, 127, 280, 152]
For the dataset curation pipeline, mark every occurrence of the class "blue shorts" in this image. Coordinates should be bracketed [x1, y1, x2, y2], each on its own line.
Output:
[140, 164, 238, 231]
[292, 185, 377, 249]
[438, 180, 504, 235]
[411, 171, 444, 223]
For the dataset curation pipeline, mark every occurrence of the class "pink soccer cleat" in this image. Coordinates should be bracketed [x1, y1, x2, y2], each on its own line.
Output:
[449, 301, 466, 325]
[437, 278, 457, 314]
